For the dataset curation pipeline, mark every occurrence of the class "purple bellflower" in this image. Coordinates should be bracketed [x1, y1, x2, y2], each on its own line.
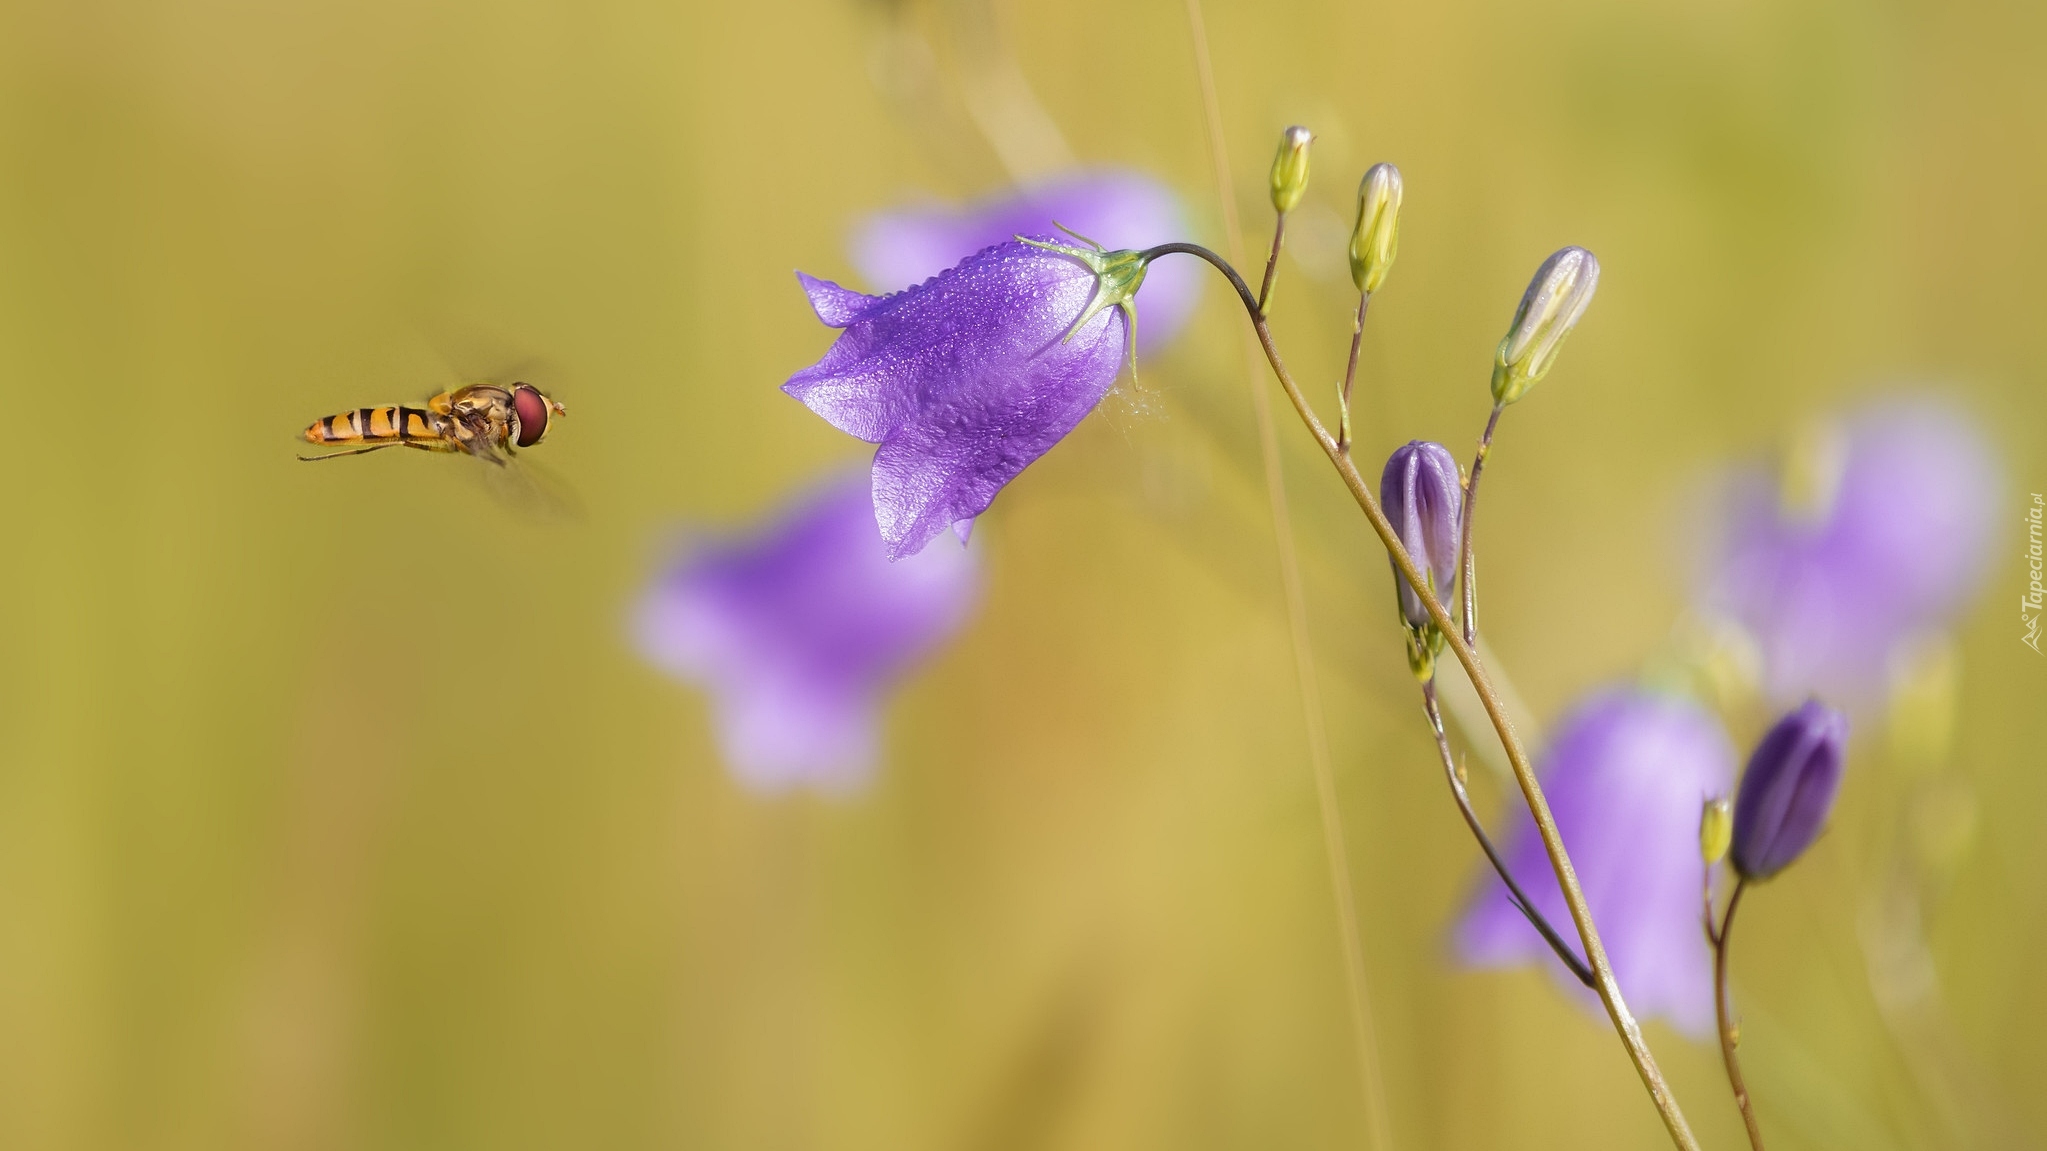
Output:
[786, 236, 1147, 560]
[847, 169, 1200, 358]
[1699, 396, 1999, 707]
[1731, 700, 1848, 882]
[1456, 687, 1736, 1038]
[632, 475, 980, 795]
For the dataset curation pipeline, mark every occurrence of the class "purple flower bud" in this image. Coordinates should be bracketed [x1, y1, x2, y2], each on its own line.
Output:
[1730, 700, 1848, 881]
[785, 238, 1138, 560]
[1378, 441, 1463, 632]
[632, 475, 980, 794]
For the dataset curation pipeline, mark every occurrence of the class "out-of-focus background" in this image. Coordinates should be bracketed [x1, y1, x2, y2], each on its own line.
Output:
[2, 0, 2043, 1146]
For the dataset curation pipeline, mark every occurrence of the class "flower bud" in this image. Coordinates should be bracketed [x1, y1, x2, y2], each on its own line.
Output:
[1700, 797, 1732, 865]
[1730, 700, 1848, 881]
[1379, 441, 1463, 669]
[1348, 163, 1403, 293]
[1268, 125, 1313, 215]
[1491, 246, 1600, 405]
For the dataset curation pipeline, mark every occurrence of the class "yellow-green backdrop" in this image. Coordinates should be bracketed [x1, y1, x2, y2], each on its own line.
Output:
[0, 0, 2041, 1147]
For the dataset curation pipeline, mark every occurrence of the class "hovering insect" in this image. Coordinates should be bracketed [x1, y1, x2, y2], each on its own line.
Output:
[299, 382, 566, 465]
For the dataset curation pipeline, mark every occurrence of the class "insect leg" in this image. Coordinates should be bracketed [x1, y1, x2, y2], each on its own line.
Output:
[298, 445, 398, 462]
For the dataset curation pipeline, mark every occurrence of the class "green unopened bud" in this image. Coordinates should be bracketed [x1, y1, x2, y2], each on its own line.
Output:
[1490, 246, 1600, 404]
[1700, 796, 1733, 865]
[1348, 163, 1403, 293]
[1269, 125, 1313, 215]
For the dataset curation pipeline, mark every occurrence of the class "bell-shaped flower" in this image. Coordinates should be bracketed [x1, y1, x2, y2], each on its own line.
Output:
[1696, 395, 1999, 708]
[1380, 440, 1464, 632]
[786, 236, 1146, 560]
[1455, 686, 1736, 1038]
[847, 169, 1200, 357]
[632, 475, 980, 795]
[1731, 700, 1848, 882]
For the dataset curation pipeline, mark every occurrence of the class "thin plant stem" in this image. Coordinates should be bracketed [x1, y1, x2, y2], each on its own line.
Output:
[1458, 403, 1504, 646]
[1713, 879, 1767, 1151]
[1140, 240, 1702, 1151]
[1338, 290, 1373, 454]
[1701, 859, 1717, 949]
[1178, 7, 1393, 1150]
[1257, 211, 1287, 315]
[1421, 680, 1593, 988]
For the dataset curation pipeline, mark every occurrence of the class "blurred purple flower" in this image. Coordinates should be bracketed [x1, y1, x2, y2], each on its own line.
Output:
[1699, 396, 1999, 707]
[1456, 687, 1735, 1038]
[848, 169, 1201, 357]
[633, 475, 979, 795]
[785, 239, 1133, 560]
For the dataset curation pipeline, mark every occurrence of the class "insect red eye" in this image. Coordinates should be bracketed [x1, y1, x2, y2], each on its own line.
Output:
[513, 385, 549, 447]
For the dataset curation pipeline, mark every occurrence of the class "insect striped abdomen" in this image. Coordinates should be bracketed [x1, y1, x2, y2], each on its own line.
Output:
[302, 405, 439, 445]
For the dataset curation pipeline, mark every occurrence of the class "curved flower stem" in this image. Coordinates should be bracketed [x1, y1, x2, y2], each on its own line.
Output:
[1142, 240, 1702, 1151]
[1713, 880, 1767, 1151]
[1338, 290, 1373, 454]
[1458, 403, 1504, 646]
[1421, 680, 1594, 988]
[1257, 211, 1287, 316]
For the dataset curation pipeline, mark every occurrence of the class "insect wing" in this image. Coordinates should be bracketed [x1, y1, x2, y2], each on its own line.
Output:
[476, 454, 584, 522]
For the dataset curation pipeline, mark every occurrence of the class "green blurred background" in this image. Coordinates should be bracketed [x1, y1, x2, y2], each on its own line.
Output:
[1, 0, 2042, 1146]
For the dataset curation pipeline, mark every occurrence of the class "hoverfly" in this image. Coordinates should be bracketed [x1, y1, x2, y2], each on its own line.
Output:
[299, 382, 566, 466]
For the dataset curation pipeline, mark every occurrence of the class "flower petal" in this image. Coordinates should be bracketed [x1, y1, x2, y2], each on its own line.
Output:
[787, 242, 1101, 442]
[710, 674, 880, 795]
[633, 475, 980, 794]
[797, 271, 882, 328]
[1696, 394, 2000, 707]
[868, 304, 1126, 559]
[848, 169, 1201, 357]
[1454, 687, 1735, 1038]
[787, 240, 1131, 556]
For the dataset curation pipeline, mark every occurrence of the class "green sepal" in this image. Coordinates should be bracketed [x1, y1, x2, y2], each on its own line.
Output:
[1404, 619, 1446, 682]
[1017, 234, 1150, 379]
[1491, 339, 1528, 405]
